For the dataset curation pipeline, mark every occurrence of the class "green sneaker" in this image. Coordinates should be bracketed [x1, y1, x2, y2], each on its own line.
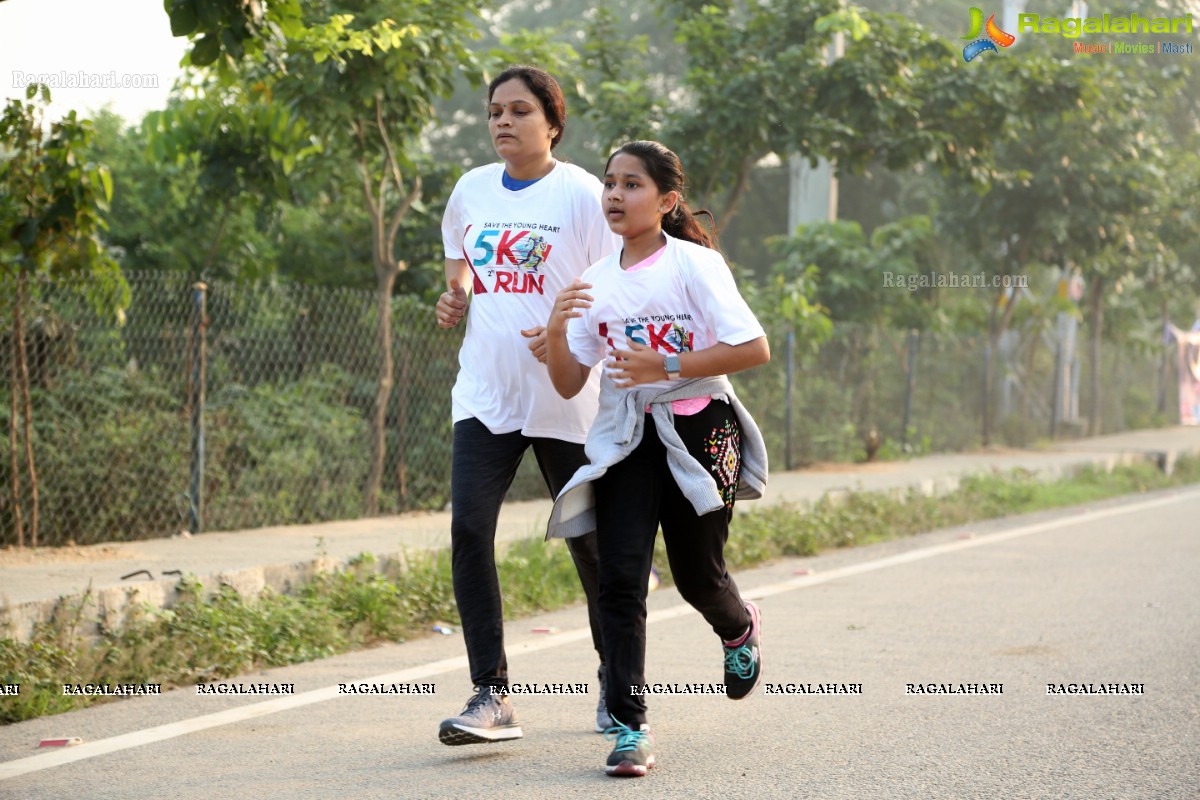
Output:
[604, 718, 655, 777]
[723, 601, 762, 699]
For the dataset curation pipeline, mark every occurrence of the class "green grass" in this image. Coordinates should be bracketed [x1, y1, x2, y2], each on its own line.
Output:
[2, 455, 1198, 724]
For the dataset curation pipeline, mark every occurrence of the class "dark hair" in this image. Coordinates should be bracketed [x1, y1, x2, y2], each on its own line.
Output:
[488, 65, 567, 150]
[606, 140, 718, 250]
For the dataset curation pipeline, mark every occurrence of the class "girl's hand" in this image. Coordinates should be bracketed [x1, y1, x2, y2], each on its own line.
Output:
[607, 340, 669, 388]
[547, 279, 593, 338]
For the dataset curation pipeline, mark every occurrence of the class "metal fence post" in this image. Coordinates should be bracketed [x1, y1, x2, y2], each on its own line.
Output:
[785, 328, 795, 471]
[902, 329, 919, 448]
[189, 282, 207, 534]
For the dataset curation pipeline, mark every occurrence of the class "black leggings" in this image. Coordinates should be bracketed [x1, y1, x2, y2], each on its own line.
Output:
[594, 400, 751, 727]
[449, 417, 603, 689]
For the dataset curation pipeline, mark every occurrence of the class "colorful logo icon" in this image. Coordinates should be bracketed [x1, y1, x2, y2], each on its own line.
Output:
[963, 7, 1016, 61]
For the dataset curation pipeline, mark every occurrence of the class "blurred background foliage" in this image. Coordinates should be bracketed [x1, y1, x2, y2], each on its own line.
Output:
[3, 0, 1199, 545]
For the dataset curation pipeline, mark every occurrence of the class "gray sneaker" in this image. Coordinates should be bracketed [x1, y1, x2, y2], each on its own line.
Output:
[595, 664, 613, 733]
[604, 718, 655, 777]
[438, 687, 523, 746]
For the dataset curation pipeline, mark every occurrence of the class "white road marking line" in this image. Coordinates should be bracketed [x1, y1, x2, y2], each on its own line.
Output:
[2, 487, 1196, 781]
[745, 489, 1198, 602]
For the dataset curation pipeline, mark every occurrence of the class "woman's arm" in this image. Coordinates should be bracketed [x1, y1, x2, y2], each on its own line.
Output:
[437, 259, 470, 328]
[546, 279, 595, 398]
[607, 337, 770, 388]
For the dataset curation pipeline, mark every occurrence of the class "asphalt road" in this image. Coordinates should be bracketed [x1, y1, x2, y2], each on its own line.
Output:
[2, 486, 1198, 799]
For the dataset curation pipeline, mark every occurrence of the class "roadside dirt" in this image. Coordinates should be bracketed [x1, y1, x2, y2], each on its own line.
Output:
[801, 461, 899, 473]
[0, 543, 137, 566]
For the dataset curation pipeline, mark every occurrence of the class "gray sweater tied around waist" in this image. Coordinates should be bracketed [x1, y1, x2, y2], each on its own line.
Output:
[546, 374, 768, 540]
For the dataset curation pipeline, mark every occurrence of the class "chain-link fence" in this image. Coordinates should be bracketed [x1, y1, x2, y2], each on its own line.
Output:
[1, 272, 463, 547]
[1, 271, 1181, 548]
[758, 320, 1172, 468]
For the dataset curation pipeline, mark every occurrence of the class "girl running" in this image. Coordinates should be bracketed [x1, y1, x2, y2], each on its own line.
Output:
[545, 140, 769, 777]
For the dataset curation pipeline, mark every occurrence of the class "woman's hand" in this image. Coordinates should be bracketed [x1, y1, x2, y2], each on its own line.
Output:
[521, 326, 548, 363]
[437, 278, 468, 328]
[607, 340, 668, 388]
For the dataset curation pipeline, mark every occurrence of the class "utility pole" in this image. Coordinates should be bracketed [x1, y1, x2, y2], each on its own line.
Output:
[784, 28, 843, 469]
[1002, 0, 1028, 40]
[786, 32, 844, 232]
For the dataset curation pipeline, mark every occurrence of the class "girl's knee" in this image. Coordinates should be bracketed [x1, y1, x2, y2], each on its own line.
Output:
[673, 572, 724, 605]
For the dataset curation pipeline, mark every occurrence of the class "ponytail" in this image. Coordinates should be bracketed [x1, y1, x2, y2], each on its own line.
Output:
[663, 203, 719, 250]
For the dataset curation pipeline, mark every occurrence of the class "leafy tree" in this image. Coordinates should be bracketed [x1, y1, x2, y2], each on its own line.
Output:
[935, 47, 1171, 438]
[165, 0, 306, 72]
[1129, 121, 1200, 418]
[1, 86, 128, 547]
[659, 0, 1009, 229]
[81, 110, 200, 273]
[85, 109, 265, 277]
[421, 1, 682, 177]
[562, 6, 670, 157]
[168, 0, 486, 513]
[771, 217, 941, 329]
[768, 216, 941, 434]
[143, 80, 319, 280]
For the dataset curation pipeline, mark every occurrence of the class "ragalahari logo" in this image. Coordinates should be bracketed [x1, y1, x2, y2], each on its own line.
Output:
[963, 7, 1016, 62]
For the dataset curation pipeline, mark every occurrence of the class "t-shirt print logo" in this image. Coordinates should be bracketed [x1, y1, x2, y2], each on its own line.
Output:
[471, 228, 554, 270]
[664, 323, 691, 354]
[637, 321, 694, 354]
[469, 227, 551, 295]
[600, 319, 696, 354]
[513, 234, 551, 272]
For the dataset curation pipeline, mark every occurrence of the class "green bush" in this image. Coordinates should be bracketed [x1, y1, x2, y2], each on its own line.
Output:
[203, 365, 370, 529]
[1, 364, 373, 545]
[1, 366, 187, 545]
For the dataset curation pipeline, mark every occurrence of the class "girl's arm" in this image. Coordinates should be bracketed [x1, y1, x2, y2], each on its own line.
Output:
[546, 279, 595, 398]
[607, 337, 770, 388]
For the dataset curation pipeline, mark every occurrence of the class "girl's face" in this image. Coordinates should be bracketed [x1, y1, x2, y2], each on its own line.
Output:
[602, 152, 678, 240]
[487, 78, 557, 165]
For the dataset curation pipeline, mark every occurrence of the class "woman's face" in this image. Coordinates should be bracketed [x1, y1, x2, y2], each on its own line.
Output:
[487, 78, 557, 165]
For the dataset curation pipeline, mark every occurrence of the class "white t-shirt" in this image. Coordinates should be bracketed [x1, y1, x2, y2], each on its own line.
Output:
[566, 234, 766, 392]
[442, 161, 618, 441]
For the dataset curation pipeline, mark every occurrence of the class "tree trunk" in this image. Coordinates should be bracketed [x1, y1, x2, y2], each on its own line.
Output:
[201, 202, 233, 273]
[860, 326, 877, 446]
[364, 270, 396, 516]
[715, 158, 755, 232]
[356, 107, 419, 516]
[1086, 275, 1105, 436]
